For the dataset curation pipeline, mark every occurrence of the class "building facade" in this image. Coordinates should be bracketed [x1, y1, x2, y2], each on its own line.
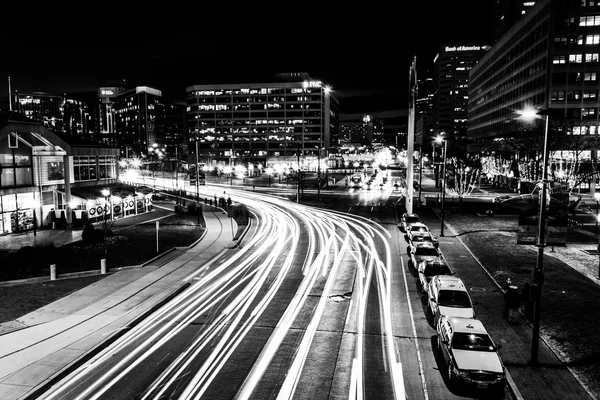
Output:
[433, 43, 490, 156]
[0, 120, 123, 234]
[468, 0, 600, 162]
[493, 0, 539, 43]
[185, 73, 339, 168]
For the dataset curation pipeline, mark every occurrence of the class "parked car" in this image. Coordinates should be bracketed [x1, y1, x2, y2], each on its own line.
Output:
[405, 222, 439, 246]
[428, 275, 475, 326]
[408, 241, 441, 268]
[418, 259, 453, 294]
[437, 316, 507, 392]
[399, 213, 421, 232]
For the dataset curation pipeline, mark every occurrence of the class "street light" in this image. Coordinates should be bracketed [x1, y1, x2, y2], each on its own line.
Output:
[265, 167, 274, 186]
[595, 192, 600, 235]
[101, 188, 110, 254]
[517, 106, 549, 366]
[436, 136, 448, 236]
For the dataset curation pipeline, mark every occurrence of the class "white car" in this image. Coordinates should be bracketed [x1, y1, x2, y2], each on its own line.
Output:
[428, 275, 475, 326]
[437, 316, 507, 392]
[418, 259, 453, 294]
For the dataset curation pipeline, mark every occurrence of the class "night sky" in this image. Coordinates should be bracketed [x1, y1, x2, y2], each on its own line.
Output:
[1, 1, 493, 112]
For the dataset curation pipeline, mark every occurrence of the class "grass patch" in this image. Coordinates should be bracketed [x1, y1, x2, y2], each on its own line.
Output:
[0, 213, 205, 281]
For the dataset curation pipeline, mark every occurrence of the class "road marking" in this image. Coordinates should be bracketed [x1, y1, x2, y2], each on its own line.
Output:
[400, 256, 429, 400]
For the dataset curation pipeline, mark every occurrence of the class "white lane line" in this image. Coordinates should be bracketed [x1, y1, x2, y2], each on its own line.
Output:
[400, 256, 429, 400]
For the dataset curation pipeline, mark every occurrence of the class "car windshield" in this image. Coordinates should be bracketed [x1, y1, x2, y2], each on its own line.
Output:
[415, 247, 439, 256]
[424, 265, 452, 277]
[411, 226, 428, 233]
[405, 216, 420, 224]
[437, 290, 472, 307]
[452, 333, 495, 352]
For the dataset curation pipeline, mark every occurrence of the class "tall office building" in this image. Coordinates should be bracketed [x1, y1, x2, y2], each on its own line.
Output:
[468, 0, 600, 170]
[12, 91, 101, 143]
[112, 86, 185, 159]
[433, 44, 489, 156]
[186, 73, 339, 167]
[98, 86, 128, 147]
[493, 0, 539, 42]
[13, 92, 67, 133]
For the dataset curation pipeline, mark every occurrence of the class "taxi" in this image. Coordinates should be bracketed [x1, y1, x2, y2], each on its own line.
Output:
[428, 275, 475, 326]
[437, 316, 507, 392]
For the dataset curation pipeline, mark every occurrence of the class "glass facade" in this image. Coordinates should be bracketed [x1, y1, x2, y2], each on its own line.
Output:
[0, 141, 34, 189]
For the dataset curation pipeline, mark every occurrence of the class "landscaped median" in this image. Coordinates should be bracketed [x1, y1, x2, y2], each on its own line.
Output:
[0, 213, 206, 282]
[443, 213, 600, 399]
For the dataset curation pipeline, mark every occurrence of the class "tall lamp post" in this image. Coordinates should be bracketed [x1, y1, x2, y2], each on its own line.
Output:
[518, 106, 549, 366]
[266, 167, 274, 187]
[436, 136, 448, 236]
[101, 189, 110, 254]
[595, 192, 600, 235]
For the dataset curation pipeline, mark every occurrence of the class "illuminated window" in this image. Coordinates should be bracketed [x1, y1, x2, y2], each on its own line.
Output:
[580, 15, 600, 26]
[587, 34, 600, 44]
[553, 55, 567, 64]
[585, 72, 597, 81]
[583, 108, 596, 116]
[586, 53, 599, 62]
[569, 53, 583, 63]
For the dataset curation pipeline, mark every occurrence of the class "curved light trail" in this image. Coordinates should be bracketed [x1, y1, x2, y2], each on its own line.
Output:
[39, 185, 405, 400]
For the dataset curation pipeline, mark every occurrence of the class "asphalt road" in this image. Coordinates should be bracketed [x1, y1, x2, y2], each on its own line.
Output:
[36, 173, 513, 400]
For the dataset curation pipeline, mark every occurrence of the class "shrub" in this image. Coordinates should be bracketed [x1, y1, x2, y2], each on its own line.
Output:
[231, 204, 249, 225]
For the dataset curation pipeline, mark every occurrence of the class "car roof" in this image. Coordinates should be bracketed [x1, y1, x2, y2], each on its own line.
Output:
[433, 275, 467, 290]
[420, 258, 449, 267]
[444, 317, 488, 334]
[403, 213, 419, 218]
[412, 241, 437, 248]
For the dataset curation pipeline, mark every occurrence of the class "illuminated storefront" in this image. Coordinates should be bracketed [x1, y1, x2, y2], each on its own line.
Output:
[0, 120, 120, 234]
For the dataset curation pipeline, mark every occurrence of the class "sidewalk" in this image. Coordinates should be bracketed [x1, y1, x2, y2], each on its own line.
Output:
[0, 207, 239, 400]
[416, 174, 595, 400]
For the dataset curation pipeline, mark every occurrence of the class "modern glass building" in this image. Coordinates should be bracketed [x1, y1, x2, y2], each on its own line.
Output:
[185, 73, 339, 168]
[433, 44, 490, 157]
[468, 0, 600, 160]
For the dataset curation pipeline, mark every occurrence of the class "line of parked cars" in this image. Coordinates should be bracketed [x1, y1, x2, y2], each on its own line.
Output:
[399, 212, 507, 395]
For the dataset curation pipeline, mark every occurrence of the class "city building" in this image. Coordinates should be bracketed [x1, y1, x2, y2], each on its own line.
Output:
[112, 86, 186, 160]
[185, 73, 339, 169]
[12, 91, 68, 134]
[433, 43, 490, 157]
[98, 86, 129, 148]
[415, 75, 436, 154]
[468, 0, 600, 162]
[494, 0, 539, 43]
[0, 117, 138, 234]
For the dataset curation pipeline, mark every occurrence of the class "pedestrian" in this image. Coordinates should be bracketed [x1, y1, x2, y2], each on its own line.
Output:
[227, 196, 232, 207]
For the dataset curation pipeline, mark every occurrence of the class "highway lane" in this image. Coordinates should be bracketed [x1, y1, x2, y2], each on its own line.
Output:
[37, 187, 405, 400]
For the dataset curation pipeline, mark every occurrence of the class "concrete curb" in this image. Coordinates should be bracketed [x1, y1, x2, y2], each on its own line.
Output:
[23, 281, 191, 400]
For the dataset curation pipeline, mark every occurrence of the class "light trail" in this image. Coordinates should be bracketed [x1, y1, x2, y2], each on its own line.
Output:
[38, 185, 406, 400]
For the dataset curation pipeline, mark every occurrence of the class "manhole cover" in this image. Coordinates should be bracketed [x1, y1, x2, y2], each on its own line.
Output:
[470, 287, 487, 292]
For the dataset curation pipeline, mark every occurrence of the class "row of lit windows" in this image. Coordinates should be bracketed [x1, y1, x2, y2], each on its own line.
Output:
[192, 103, 320, 111]
[551, 89, 599, 101]
[553, 53, 600, 63]
[189, 87, 322, 96]
[580, 15, 600, 26]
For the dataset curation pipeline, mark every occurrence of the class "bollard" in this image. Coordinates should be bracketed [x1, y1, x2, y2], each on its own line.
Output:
[50, 264, 57, 280]
[101, 258, 107, 274]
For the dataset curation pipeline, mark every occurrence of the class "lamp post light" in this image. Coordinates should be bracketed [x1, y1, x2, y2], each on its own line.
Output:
[101, 189, 110, 254]
[595, 192, 600, 235]
[224, 166, 233, 185]
[436, 136, 448, 236]
[266, 167, 274, 187]
[517, 106, 549, 366]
